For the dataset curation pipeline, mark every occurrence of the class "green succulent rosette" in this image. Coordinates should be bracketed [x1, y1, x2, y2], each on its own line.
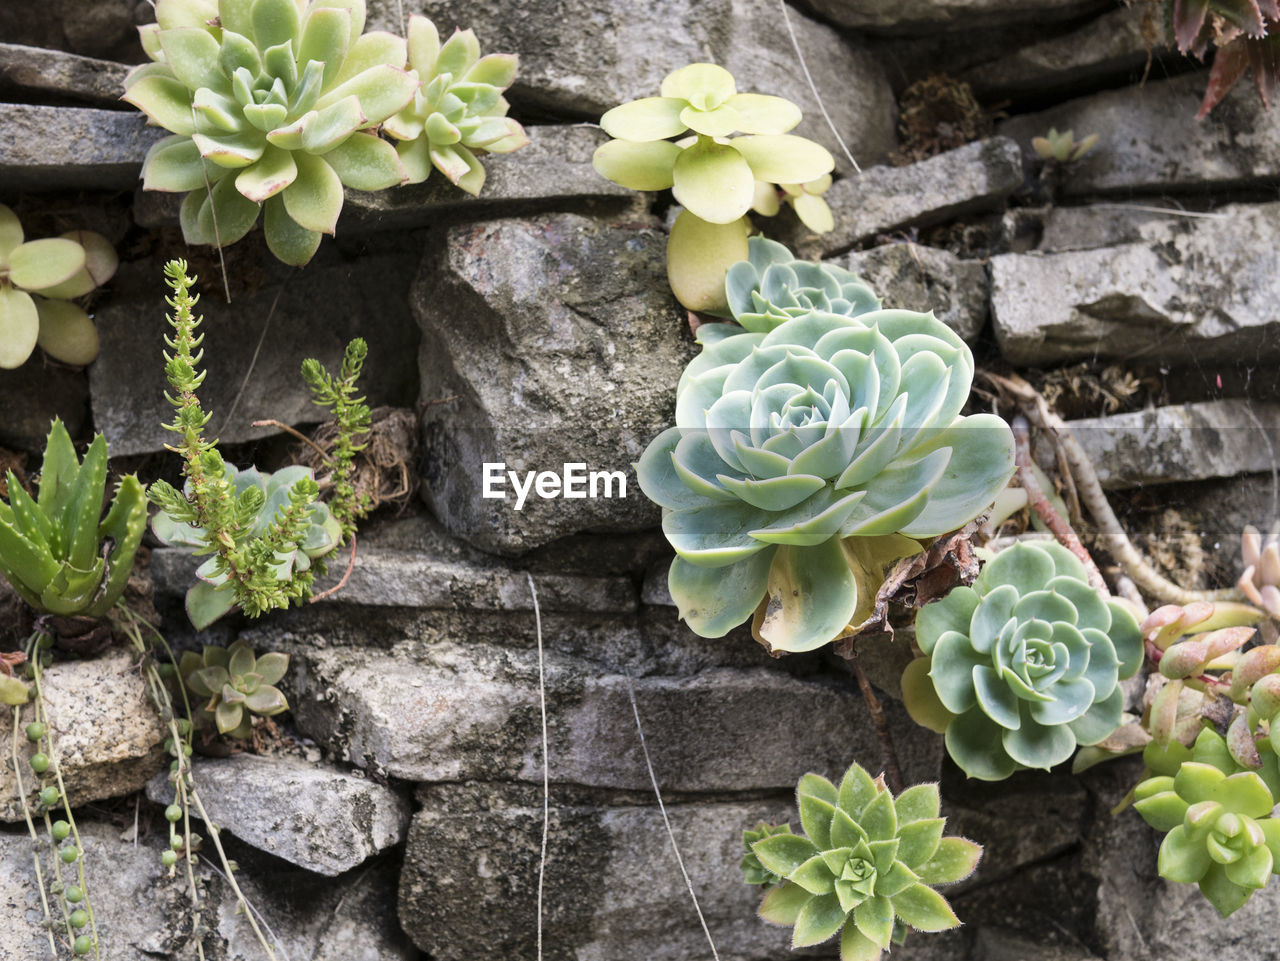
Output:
[721, 236, 879, 329]
[748, 761, 980, 960]
[125, 0, 419, 265]
[904, 541, 1143, 780]
[152, 463, 341, 629]
[637, 292, 1015, 653]
[742, 822, 795, 886]
[181, 639, 290, 738]
[1135, 727, 1280, 916]
[381, 15, 528, 194]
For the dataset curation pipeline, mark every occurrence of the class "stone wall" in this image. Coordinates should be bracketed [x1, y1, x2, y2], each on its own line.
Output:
[2, 1, 1278, 959]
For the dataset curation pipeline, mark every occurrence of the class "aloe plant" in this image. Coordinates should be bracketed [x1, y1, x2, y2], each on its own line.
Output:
[0, 420, 146, 618]
[381, 14, 528, 193]
[901, 540, 1143, 780]
[125, 0, 419, 265]
[747, 760, 980, 959]
[0, 205, 117, 369]
[637, 264, 1015, 652]
[180, 639, 290, 738]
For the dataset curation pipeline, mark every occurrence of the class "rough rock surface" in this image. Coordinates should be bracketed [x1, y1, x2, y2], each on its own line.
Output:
[90, 238, 422, 457]
[957, 5, 1156, 104]
[0, 105, 164, 191]
[844, 243, 988, 341]
[0, 649, 165, 822]
[0, 0, 142, 61]
[990, 202, 1280, 366]
[0, 363, 90, 452]
[414, 212, 692, 555]
[804, 0, 1106, 32]
[367, 0, 898, 164]
[0, 42, 131, 107]
[145, 754, 409, 876]
[1067, 401, 1280, 490]
[789, 138, 1024, 257]
[0, 821, 416, 960]
[999, 72, 1280, 195]
[285, 640, 941, 790]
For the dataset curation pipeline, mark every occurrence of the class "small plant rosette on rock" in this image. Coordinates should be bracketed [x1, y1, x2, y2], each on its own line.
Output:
[180, 639, 290, 738]
[902, 541, 1143, 780]
[746, 760, 980, 960]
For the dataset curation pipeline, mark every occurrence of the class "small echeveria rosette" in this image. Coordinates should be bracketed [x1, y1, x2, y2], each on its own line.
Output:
[718, 237, 879, 329]
[180, 639, 290, 738]
[1135, 727, 1280, 917]
[382, 15, 529, 194]
[637, 299, 1014, 654]
[903, 541, 1143, 780]
[747, 761, 980, 961]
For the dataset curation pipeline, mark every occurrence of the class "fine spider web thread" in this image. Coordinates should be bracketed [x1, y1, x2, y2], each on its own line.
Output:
[623, 666, 721, 961]
[778, 0, 861, 174]
[526, 573, 550, 961]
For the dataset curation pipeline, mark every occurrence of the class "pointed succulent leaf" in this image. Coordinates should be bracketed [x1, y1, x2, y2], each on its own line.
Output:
[792, 892, 846, 947]
[759, 881, 811, 926]
[754, 833, 821, 878]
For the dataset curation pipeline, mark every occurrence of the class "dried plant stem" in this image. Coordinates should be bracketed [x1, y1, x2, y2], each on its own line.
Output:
[309, 535, 358, 603]
[841, 649, 904, 794]
[1012, 416, 1107, 592]
[989, 372, 1243, 605]
[250, 420, 330, 461]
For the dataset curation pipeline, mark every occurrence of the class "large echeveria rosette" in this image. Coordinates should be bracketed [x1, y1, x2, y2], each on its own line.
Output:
[905, 541, 1143, 780]
[637, 300, 1015, 653]
[124, 0, 418, 265]
[748, 761, 980, 960]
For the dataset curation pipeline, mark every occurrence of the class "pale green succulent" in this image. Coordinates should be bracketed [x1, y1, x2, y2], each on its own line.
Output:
[181, 639, 290, 738]
[124, 0, 419, 265]
[382, 14, 528, 194]
[593, 62, 834, 225]
[748, 761, 980, 959]
[722, 237, 879, 329]
[152, 463, 341, 629]
[1031, 127, 1099, 163]
[0, 205, 117, 369]
[637, 281, 1015, 653]
[903, 541, 1143, 780]
[753, 175, 835, 234]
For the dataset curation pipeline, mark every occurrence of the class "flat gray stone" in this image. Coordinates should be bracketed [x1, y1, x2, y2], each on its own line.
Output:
[399, 788, 799, 961]
[0, 820, 414, 960]
[89, 238, 421, 457]
[415, 212, 693, 555]
[957, 5, 1156, 104]
[0, 0, 140, 61]
[286, 641, 941, 791]
[990, 202, 1280, 366]
[789, 138, 1024, 257]
[0, 42, 130, 107]
[0, 104, 164, 192]
[1066, 401, 1280, 491]
[145, 755, 409, 876]
[0, 649, 166, 822]
[367, 0, 897, 165]
[150, 546, 637, 615]
[0, 363, 90, 454]
[999, 72, 1280, 196]
[804, 0, 1105, 32]
[844, 243, 988, 341]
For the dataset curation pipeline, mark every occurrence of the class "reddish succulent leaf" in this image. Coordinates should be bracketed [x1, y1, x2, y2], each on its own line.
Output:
[1214, 0, 1267, 36]
[1173, 0, 1212, 53]
[1247, 32, 1280, 106]
[1198, 41, 1252, 117]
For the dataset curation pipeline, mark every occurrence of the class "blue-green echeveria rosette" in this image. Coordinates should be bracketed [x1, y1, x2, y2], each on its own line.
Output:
[747, 761, 980, 960]
[718, 237, 880, 329]
[904, 540, 1143, 780]
[1134, 727, 1280, 916]
[124, 0, 419, 265]
[636, 287, 1015, 653]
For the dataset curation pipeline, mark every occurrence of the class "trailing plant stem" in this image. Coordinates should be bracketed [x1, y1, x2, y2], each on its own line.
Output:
[841, 648, 905, 794]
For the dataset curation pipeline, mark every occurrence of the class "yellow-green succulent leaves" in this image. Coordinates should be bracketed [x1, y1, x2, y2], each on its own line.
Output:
[593, 62, 833, 225]
[1135, 727, 1280, 917]
[748, 761, 980, 960]
[180, 639, 291, 738]
[125, 0, 419, 265]
[151, 463, 341, 629]
[753, 176, 836, 234]
[904, 540, 1143, 780]
[382, 14, 528, 194]
[0, 205, 116, 369]
[638, 244, 1014, 653]
[1030, 127, 1099, 163]
[0, 419, 146, 618]
[666, 210, 750, 313]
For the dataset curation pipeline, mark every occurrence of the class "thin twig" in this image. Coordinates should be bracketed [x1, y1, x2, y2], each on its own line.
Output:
[526, 574, 549, 961]
[1012, 415, 1107, 592]
[218, 282, 285, 435]
[250, 420, 331, 461]
[623, 667, 721, 961]
[777, 0, 860, 174]
[309, 535, 358, 603]
[842, 649, 904, 795]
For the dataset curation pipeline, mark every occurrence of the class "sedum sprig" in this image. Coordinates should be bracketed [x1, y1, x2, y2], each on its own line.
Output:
[147, 260, 330, 621]
[301, 337, 372, 540]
